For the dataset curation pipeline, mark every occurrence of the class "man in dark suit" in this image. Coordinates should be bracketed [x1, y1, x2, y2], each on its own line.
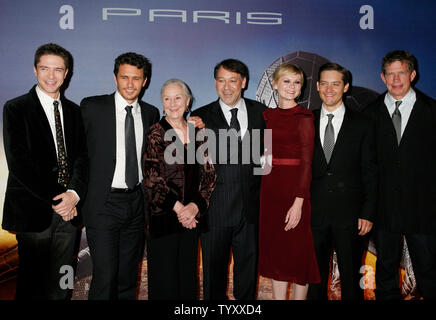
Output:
[307, 62, 377, 300]
[2, 43, 87, 299]
[80, 52, 160, 299]
[365, 50, 436, 300]
[191, 59, 266, 300]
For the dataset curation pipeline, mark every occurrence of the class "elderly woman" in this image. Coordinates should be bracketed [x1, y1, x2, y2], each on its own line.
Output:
[143, 79, 216, 300]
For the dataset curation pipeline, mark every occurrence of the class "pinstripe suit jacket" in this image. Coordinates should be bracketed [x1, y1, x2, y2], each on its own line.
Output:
[191, 98, 266, 227]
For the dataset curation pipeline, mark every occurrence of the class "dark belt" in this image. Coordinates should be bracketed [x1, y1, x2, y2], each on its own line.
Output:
[110, 184, 141, 193]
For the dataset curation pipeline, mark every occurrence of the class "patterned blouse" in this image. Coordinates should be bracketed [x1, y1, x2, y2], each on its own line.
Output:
[143, 118, 216, 238]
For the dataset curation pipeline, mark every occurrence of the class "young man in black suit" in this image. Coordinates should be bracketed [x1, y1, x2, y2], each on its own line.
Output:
[2, 43, 88, 299]
[191, 59, 267, 300]
[307, 62, 377, 300]
[365, 50, 436, 300]
[80, 52, 160, 299]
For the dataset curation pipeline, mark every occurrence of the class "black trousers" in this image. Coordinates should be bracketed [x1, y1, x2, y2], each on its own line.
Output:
[147, 229, 199, 300]
[16, 213, 78, 300]
[201, 218, 258, 300]
[308, 224, 365, 300]
[86, 189, 145, 300]
[374, 229, 436, 300]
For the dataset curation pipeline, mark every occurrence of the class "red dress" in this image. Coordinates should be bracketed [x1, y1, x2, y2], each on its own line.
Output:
[258, 105, 320, 285]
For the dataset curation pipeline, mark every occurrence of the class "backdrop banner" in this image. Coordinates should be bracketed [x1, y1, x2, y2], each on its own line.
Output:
[1, 0, 435, 300]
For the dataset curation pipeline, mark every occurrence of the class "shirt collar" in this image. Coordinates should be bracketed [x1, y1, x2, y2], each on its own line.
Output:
[219, 98, 244, 114]
[321, 103, 345, 118]
[385, 88, 416, 107]
[35, 85, 60, 107]
[115, 91, 140, 114]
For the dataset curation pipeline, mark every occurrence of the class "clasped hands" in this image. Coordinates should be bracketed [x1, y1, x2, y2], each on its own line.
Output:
[52, 191, 79, 222]
[173, 201, 199, 229]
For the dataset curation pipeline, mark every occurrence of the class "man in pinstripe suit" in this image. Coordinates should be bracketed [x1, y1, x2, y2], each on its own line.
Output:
[191, 59, 267, 300]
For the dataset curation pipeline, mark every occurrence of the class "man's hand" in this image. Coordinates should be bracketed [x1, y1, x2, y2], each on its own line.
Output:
[60, 207, 78, 222]
[358, 218, 373, 236]
[52, 191, 79, 218]
[187, 116, 205, 129]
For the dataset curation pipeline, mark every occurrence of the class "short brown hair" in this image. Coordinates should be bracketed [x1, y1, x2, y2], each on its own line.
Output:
[114, 52, 152, 80]
[382, 50, 416, 75]
[214, 59, 249, 81]
[318, 62, 350, 86]
[34, 43, 70, 70]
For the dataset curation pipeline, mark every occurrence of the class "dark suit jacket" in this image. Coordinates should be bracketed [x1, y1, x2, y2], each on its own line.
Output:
[191, 98, 266, 227]
[80, 93, 160, 228]
[364, 90, 436, 234]
[2, 85, 88, 232]
[311, 106, 377, 229]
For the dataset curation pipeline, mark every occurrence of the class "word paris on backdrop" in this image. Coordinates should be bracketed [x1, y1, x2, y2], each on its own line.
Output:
[58, 5, 374, 30]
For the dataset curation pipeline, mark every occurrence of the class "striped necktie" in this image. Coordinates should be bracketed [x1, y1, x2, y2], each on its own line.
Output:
[392, 100, 402, 144]
[323, 113, 335, 163]
[53, 100, 69, 188]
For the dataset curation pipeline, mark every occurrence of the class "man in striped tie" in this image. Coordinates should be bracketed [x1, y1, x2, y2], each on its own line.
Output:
[308, 62, 377, 300]
[365, 50, 436, 300]
[2, 43, 88, 299]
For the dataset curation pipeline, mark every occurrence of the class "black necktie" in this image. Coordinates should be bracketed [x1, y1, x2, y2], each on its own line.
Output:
[53, 100, 69, 188]
[229, 108, 241, 141]
[323, 114, 335, 163]
[392, 100, 402, 145]
[125, 105, 138, 189]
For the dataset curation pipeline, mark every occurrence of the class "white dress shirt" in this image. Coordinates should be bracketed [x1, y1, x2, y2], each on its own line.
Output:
[111, 91, 144, 188]
[219, 98, 248, 139]
[384, 88, 416, 137]
[319, 103, 346, 145]
[35, 85, 79, 200]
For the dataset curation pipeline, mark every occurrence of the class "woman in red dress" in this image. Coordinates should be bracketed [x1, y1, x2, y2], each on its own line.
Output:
[258, 63, 320, 300]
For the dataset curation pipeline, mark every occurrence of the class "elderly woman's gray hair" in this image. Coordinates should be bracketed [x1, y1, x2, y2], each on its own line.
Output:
[160, 78, 192, 101]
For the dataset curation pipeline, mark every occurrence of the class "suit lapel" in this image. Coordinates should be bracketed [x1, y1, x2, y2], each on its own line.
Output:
[378, 99, 399, 146]
[61, 98, 74, 161]
[139, 101, 150, 163]
[106, 94, 117, 161]
[329, 107, 352, 163]
[245, 99, 254, 131]
[313, 109, 327, 166]
[400, 96, 422, 147]
[211, 100, 230, 129]
[313, 109, 323, 152]
[29, 86, 58, 162]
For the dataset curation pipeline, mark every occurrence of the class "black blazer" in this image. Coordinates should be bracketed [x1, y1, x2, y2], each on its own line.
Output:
[2, 85, 88, 232]
[311, 106, 377, 229]
[191, 98, 266, 227]
[80, 93, 160, 228]
[364, 90, 436, 234]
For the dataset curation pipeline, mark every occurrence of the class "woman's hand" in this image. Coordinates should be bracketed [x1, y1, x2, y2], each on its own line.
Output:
[284, 197, 304, 231]
[175, 202, 199, 229]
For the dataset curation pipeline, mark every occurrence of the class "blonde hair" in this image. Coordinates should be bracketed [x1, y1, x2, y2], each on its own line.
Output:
[272, 62, 305, 87]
